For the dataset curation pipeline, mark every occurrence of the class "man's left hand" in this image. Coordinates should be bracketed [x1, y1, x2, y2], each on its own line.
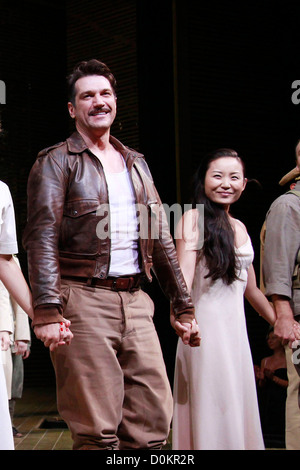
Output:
[172, 317, 201, 347]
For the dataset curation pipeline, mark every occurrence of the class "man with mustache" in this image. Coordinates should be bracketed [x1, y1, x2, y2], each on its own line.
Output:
[23, 59, 199, 450]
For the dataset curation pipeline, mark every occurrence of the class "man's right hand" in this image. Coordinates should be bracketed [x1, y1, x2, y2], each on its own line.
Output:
[272, 295, 300, 347]
[274, 316, 296, 345]
[34, 319, 73, 351]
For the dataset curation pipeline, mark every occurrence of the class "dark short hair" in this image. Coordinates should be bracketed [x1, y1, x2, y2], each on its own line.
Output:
[67, 59, 117, 105]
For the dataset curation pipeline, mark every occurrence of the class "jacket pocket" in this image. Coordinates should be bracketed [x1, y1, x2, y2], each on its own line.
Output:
[59, 199, 103, 257]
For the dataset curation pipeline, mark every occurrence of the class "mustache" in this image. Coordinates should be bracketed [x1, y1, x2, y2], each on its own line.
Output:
[89, 107, 110, 116]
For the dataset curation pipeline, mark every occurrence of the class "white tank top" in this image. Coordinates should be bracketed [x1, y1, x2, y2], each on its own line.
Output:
[104, 165, 141, 276]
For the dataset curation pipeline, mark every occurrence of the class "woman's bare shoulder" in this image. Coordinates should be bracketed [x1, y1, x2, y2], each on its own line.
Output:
[230, 217, 248, 248]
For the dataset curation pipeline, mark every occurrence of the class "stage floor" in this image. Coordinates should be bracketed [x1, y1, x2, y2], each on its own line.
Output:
[13, 387, 72, 450]
[12, 387, 282, 451]
[12, 387, 172, 450]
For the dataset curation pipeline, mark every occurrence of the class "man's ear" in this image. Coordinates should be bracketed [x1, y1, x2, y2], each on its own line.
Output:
[68, 102, 75, 119]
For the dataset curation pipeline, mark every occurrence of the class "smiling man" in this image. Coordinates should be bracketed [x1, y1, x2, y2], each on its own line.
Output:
[22, 59, 199, 450]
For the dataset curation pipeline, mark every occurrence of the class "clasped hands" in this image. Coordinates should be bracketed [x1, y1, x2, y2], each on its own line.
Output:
[34, 319, 73, 351]
[274, 317, 300, 349]
[170, 311, 201, 347]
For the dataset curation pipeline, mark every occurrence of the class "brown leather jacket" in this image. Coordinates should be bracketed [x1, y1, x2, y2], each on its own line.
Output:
[23, 132, 194, 326]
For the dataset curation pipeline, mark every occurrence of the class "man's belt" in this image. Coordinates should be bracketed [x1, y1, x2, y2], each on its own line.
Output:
[62, 275, 143, 292]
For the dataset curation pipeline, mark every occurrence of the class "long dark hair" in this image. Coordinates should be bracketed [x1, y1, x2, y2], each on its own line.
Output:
[192, 148, 246, 285]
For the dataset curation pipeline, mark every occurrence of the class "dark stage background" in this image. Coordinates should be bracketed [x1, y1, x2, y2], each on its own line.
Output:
[0, 0, 300, 388]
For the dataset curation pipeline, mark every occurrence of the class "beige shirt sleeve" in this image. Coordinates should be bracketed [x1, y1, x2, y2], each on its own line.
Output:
[0, 257, 31, 340]
[263, 190, 300, 316]
[10, 257, 31, 342]
[11, 295, 31, 342]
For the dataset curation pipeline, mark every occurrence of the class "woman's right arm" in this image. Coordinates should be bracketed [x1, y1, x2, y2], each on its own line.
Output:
[175, 209, 199, 291]
[170, 210, 201, 346]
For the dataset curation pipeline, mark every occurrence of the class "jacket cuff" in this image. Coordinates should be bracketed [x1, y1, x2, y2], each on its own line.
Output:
[32, 304, 64, 327]
[174, 307, 195, 324]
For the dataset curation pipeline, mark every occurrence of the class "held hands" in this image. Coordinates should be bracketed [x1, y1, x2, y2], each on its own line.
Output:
[274, 317, 300, 348]
[34, 318, 73, 351]
[171, 312, 201, 347]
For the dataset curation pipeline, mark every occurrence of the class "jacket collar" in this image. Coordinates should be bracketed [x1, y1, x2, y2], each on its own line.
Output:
[66, 131, 88, 153]
[66, 131, 144, 166]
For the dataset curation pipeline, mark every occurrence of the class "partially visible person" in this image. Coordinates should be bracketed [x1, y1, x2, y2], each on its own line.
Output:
[0, 182, 71, 450]
[263, 144, 300, 450]
[260, 165, 300, 292]
[256, 327, 288, 448]
[1, 257, 31, 438]
[0, 329, 13, 449]
[0, 119, 71, 449]
[0, 179, 32, 449]
[172, 149, 279, 450]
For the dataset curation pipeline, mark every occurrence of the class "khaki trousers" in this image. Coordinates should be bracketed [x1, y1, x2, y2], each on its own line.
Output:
[51, 280, 173, 450]
[285, 344, 300, 449]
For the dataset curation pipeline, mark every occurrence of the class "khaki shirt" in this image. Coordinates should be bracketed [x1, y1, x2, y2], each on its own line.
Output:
[263, 180, 300, 316]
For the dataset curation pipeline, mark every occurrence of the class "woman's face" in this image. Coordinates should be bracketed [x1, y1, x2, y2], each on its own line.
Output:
[204, 157, 247, 211]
